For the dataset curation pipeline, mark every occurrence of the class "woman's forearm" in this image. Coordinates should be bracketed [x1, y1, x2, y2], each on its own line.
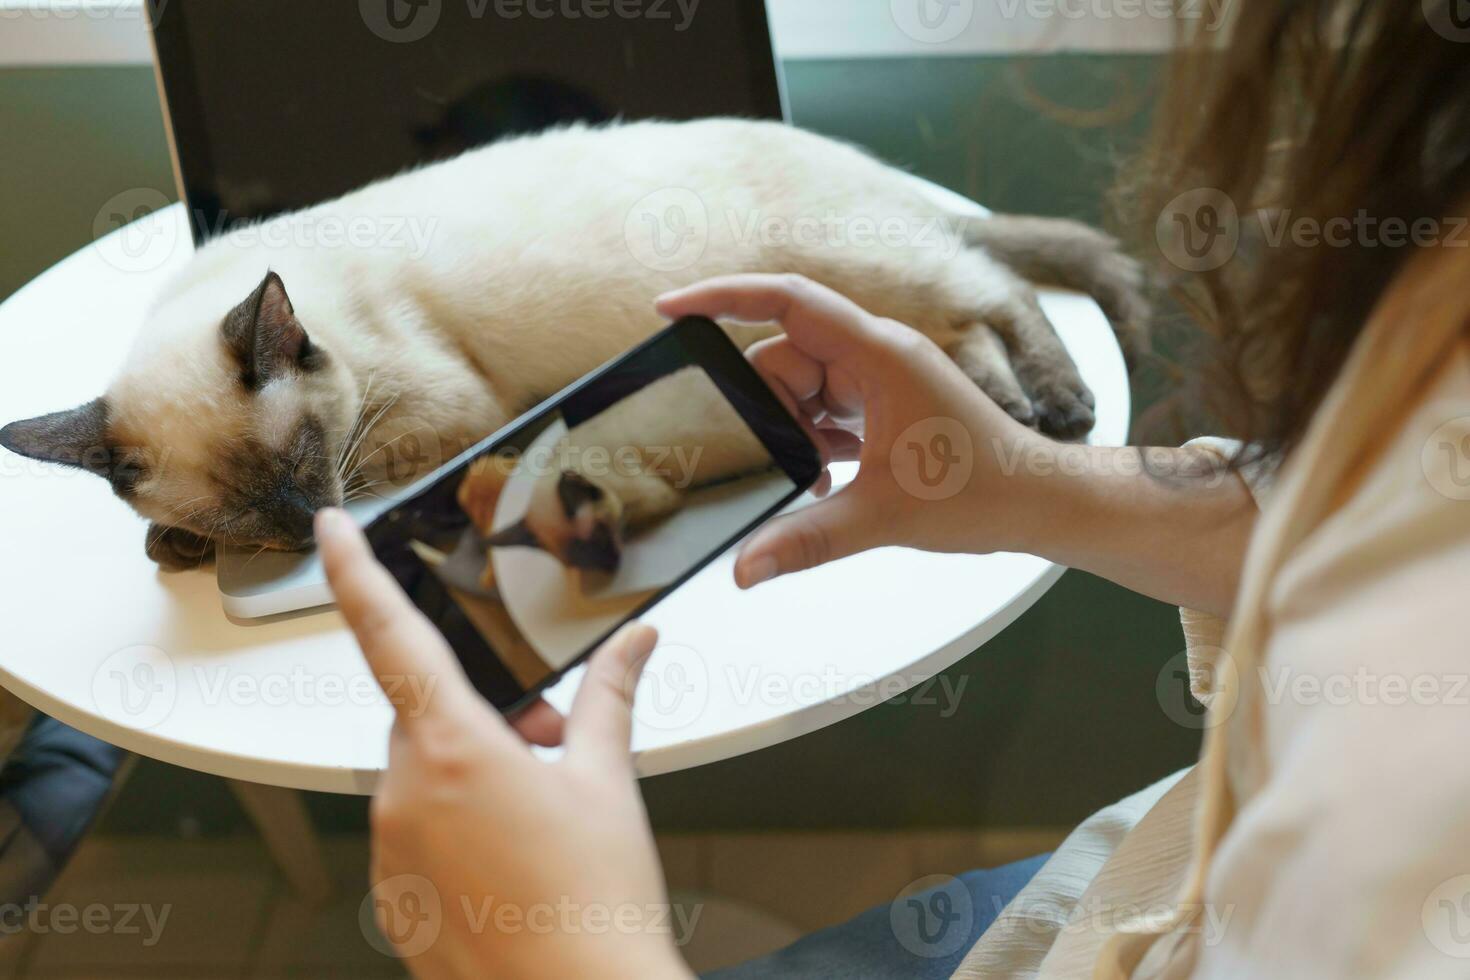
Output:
[999, 443, 1257, 617]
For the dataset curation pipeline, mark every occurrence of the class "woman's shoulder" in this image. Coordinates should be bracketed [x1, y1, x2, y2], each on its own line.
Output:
[1271, 337, 1470, 620]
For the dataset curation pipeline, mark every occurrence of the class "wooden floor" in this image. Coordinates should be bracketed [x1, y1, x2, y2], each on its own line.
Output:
[0, 829, 1066, 978]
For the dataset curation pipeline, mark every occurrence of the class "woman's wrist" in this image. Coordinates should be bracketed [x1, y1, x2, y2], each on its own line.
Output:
[936, 423, 1093, 558]
[976, 433, 1107, 558]
[982, 441, 1257, 615]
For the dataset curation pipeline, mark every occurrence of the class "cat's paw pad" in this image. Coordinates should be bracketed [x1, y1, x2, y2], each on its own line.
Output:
[1030, 379, 1096, 440]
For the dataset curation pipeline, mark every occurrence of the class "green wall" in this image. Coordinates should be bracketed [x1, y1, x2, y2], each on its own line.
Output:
[0, 55, 1198, 834]
[0, 67, 178, 303]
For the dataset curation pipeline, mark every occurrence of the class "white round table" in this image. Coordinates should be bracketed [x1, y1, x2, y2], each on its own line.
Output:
[0, 199, 1129, 794]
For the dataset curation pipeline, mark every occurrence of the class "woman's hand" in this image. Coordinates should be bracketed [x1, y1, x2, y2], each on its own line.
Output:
[316, 508, 692, 980]
[660, 274, 1257, 614]
[658, 274, 1052, 588]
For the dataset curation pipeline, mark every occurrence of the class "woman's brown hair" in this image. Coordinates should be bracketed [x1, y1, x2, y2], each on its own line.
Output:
[1129, 0, 1470, 461]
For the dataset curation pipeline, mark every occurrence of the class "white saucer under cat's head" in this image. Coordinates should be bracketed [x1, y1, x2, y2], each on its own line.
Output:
[216, 494, 400, 620]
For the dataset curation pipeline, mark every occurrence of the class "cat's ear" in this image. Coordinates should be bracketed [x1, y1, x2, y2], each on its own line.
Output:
[556, 471, 605, 517]
[222, 271, 321, 389]
[0, 397, 114, 478]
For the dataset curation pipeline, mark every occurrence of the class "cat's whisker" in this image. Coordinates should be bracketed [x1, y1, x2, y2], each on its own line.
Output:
[332, 391, 367, 484]
[353, 428, 414, 469]
[337, 395, 402, 503]
[160, 495, 220, 549]
[341, 474, 388, 504]
[196, 517, 225, 570]
[343, 427, 417, 495]
[164, 495, 212, 527]
[334, 371, 377, 483]
[338, 391, 397, 490]
[344, 487, 388, 504]
[240, 544, 271, 570]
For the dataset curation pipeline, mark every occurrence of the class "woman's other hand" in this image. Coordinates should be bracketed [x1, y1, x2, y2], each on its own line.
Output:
[316, 508, 691, 980]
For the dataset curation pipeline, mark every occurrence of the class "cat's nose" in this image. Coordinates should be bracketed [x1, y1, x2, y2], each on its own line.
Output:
[271, 488, 318, 547]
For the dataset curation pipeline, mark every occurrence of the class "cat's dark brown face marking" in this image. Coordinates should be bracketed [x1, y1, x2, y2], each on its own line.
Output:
[0, 272, 356, 566]
[488, 470, 626, 572]
[204, 414, 333, 550]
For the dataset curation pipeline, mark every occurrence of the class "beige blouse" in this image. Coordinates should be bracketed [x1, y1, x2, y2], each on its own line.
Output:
[956, 242, 1470, 979]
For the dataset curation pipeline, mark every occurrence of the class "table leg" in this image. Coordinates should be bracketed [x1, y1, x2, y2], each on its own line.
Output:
[227, 779, 334, 904]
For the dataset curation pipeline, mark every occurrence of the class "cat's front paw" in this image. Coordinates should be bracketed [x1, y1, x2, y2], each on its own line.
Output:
[145, 524, 217, 571]
[1028, 371, 1097, 440]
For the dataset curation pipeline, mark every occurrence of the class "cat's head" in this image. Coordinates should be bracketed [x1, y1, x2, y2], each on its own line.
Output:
[0, 271, 355, 566]
[490, 470, 625, 572]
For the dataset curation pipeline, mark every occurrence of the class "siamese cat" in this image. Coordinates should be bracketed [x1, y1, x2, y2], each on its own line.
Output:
[0, 119, 1147, 570]
[462, 366, 778, 573]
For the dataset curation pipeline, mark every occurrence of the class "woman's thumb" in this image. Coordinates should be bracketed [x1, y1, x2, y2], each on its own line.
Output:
[733, 491, 877, 587]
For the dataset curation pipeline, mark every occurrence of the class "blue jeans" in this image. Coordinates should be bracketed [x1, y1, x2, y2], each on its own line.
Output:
[704, 853, 1049, 980]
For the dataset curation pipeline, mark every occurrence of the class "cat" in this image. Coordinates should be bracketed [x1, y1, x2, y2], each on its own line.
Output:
[0, 118, 1147, 570]
[462, 365, 780, 573]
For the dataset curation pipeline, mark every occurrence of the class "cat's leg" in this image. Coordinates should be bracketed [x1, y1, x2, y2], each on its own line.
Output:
[969, 281, 1096, 438]
[145, 523, 216, 570]
[784, 247, 1095, 437]
[944, 324, 1036, 428]
[901, 250, 1095, 438]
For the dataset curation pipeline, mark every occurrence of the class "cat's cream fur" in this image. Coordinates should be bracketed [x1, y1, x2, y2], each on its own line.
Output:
[0, 118, 1147, 568]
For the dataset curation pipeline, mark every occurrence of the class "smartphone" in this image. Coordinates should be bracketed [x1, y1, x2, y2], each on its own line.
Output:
[364, 316, 822, 714]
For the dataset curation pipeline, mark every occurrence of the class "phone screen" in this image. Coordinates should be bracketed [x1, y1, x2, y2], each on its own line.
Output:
[364, 317, 821, 713]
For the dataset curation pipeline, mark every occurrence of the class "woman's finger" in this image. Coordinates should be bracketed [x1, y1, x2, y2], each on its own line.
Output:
[822, 428, 864, 463]
[509, 698, 566, 747]
[317, 509, 495, 733]
[811, 470, 833, 498]
[563, 623, 658, 767]
[733, 489, 880, 588]
[744, 336, 836, 492]
[656, 274, 882, 367]
[747, 335, 825, 403]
